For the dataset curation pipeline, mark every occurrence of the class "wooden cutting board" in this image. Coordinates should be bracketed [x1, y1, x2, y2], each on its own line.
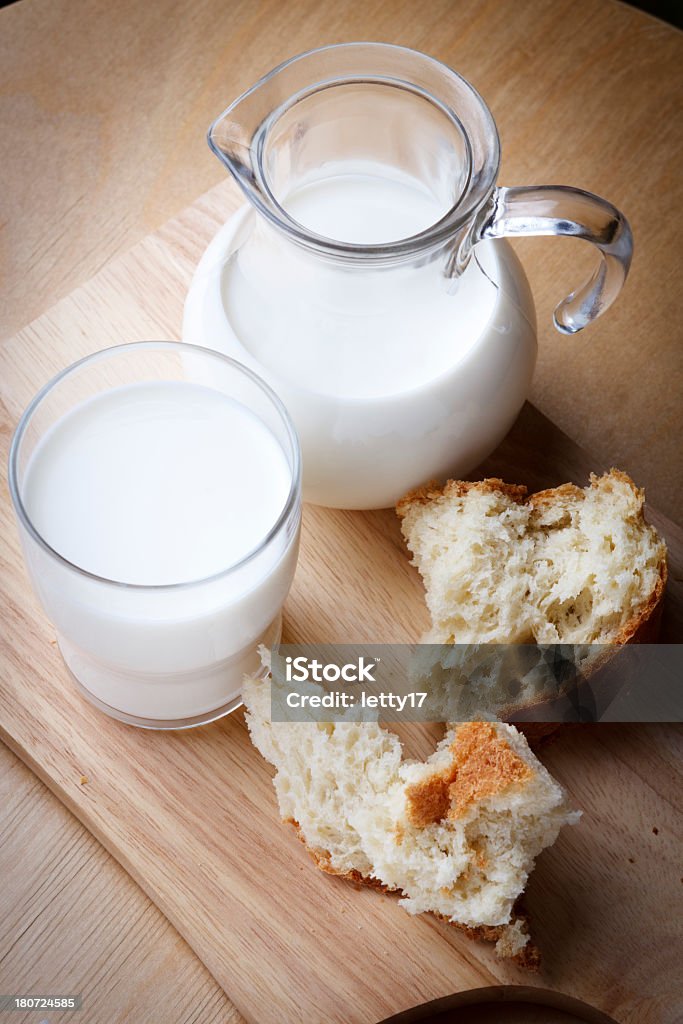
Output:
[0, 181, 681, 1024]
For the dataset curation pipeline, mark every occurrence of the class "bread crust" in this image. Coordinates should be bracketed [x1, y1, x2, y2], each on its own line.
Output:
[404, 722, 534, 827]
[396, 477, 528, 517]
[287, 818, 541, 970]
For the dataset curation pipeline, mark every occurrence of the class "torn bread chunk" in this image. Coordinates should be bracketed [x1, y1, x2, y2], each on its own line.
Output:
[396, 470, 666, 645]
[243, 670, 578, 966]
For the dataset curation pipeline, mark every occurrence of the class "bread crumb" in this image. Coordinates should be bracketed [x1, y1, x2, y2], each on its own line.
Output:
[79, 775, 88, 785]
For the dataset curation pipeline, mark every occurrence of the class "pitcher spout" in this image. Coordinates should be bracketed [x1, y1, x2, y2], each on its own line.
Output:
[208, 74, 275, 202]
[207, 43, 500, 265]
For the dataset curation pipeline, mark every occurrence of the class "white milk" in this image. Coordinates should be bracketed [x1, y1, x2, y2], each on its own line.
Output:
[284, 170, 445, 244]
[20, 381, 299, 723]
[226, 169, 484, 400]
[184, 164, 537, 508]
[24, 383, 291, 585]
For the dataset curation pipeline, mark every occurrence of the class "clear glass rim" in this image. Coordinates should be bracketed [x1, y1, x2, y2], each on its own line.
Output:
[208, 41, 501, 261]
[8, 341, 302, 592]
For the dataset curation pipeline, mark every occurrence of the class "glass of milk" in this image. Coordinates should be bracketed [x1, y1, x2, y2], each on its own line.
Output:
[9, 342, 301, 728]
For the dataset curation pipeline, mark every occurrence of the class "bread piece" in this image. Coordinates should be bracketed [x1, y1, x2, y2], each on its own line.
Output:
[397, 470, 666, 646]
[242, 469, 662, 964]
[243, 668, 578, 965]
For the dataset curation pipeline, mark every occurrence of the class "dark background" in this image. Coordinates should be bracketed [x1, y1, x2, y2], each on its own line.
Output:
[0, 0, 681, 27]
[626, 0, 681, 24]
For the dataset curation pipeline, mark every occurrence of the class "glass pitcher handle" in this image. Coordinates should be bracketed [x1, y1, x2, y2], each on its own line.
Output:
[470, 186, 633, 334]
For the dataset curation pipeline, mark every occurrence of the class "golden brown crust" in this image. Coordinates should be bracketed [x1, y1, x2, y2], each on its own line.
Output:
[433, 911, 541, 971]
[288, 817, 540, 970]
[285, 818, 395, 892]
[613, 541, 667, 644]
[591, 467, 642, 497]
[448, 722, 534, 818]
[396, 478, 528, 518]
[404, 774, 451, 828]
[528, 481, 585, 509]
[315, 855, 392, 892]
[405, 723, 533, 827]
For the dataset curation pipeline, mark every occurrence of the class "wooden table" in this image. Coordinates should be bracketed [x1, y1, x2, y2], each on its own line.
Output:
[0, 1, 680, 1022]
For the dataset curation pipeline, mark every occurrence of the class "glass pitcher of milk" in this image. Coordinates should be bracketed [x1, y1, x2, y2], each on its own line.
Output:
[183, 43, 632, 509]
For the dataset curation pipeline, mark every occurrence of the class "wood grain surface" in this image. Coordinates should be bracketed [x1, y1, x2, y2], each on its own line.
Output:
[0, 1, 681, 1022]
[0, 745, 244, 1024]
[1, 178, 682, 1024]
